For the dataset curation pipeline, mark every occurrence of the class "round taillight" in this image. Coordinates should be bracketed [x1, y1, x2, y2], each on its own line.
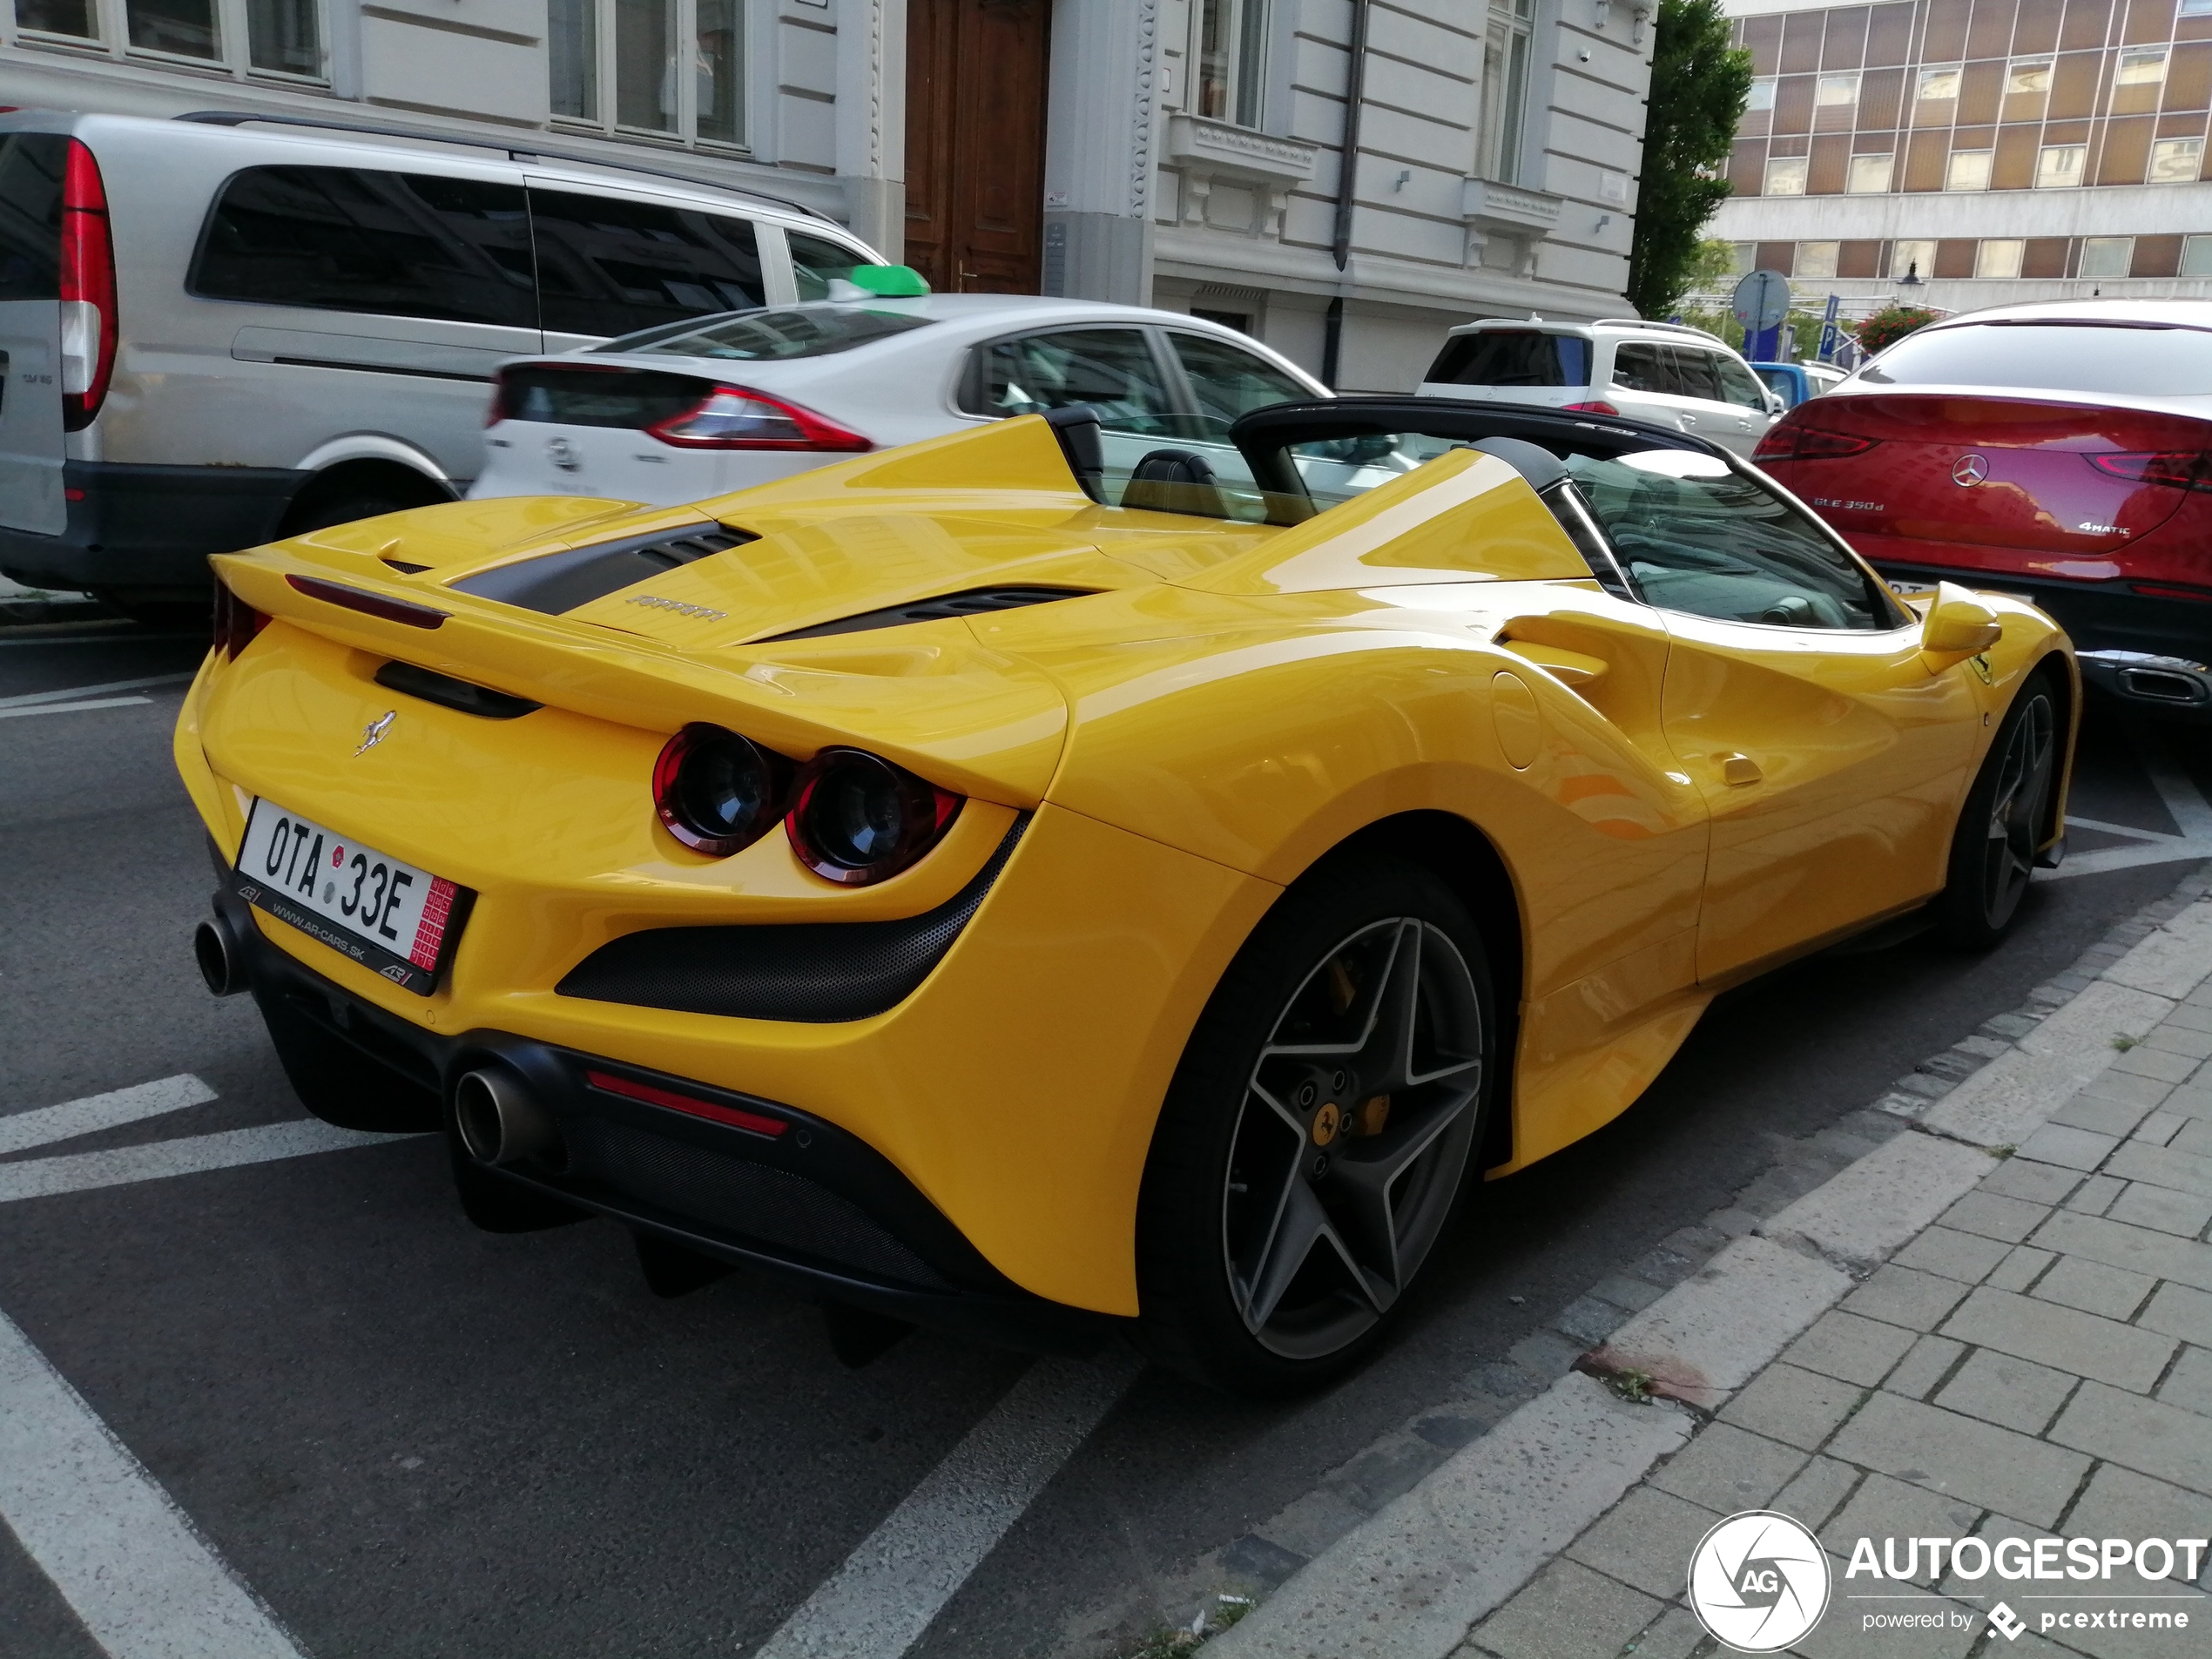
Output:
[652, 724, 788, 857]
[786, 748, 961, 886]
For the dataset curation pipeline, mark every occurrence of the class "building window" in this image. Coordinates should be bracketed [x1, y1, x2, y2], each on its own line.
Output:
[1891, 238, 1936, 279]
[1797, 240, 1840, 278]
[1196, 0, 1267, 128]
[2080, 236, 2134, 277]
[1747, 77, 1777, 111]
[1764, 155, 1809, 194]
[2182, 233, 2212, 274]
[1976, 239, 2023, 278]
[2151, 136, 2204, 183]
[1816, 72, 1858, 107]
[1946, 149, 1993, 190]
[550, 0, 745, 146]
[2036, 144, 2086, 187]
[1480, 0, 1534, 184]
[1917, 64, 1962, 103]
[2184, 0, 2212, 16]
[2116, 48, 2168, 84]
[1731, 242, 1757, 273]
[1847, 152, 1893, 192]
[2006, 57, 2052, 95]
[11, 0, 324, 77]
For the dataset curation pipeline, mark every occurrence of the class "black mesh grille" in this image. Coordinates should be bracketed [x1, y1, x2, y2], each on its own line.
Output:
[450, 524, 754, 616]
[764, 588, 1095, 643]
[562, 1116, 946, 1287]
[556, 814, 1028, 1022]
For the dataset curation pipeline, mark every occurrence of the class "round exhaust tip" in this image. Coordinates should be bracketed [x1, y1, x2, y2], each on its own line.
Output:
[454, 1068, 563, 1169]
[193, 915, 246, 996]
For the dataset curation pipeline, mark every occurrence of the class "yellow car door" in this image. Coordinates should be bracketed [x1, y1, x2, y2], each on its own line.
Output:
[1564, 446, 1979, 984]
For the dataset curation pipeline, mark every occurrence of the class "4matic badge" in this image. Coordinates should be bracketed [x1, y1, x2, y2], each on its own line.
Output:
[1689, 1511, 1831, 1651]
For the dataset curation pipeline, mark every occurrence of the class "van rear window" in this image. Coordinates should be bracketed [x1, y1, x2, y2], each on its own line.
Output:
[190, 167, 536, 328]
[0, 133, 67, 304]
[1425, 330, 1592, 388]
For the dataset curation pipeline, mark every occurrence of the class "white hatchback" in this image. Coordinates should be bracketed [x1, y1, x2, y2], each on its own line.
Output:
[1415, 319, 1782, 458]
[471, 293, 1329, 506]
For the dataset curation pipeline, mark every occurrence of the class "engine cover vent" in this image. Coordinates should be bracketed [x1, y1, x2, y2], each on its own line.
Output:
[451, 523, 755, 616]
[765, 586, 1096, 643]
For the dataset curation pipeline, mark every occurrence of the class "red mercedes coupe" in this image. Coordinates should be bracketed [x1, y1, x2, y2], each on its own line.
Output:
[1756, 300, 2212, 714]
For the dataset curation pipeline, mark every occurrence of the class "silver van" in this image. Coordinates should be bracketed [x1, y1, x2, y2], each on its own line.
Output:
[0, 111, 885, 617]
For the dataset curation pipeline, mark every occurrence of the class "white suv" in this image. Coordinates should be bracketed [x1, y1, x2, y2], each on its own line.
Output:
[1416, 319, 1781, 458]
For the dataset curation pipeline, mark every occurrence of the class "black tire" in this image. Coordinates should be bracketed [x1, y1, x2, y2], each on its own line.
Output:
[1933, 669, 2063, 950]
[256, 995, 442, 1133]
[282, 492, 435, 537]
[1135, 855, 1495, 1396]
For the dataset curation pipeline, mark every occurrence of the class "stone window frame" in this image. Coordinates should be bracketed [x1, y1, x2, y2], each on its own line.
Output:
[547, 0, 755, 155]
[3, 0, 327, 84]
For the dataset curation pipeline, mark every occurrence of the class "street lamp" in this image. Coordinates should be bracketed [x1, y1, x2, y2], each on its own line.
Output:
[1897, 260, 1923, 289]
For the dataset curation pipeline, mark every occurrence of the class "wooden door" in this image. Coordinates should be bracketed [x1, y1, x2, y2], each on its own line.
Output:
[905, 0, 1050, 293]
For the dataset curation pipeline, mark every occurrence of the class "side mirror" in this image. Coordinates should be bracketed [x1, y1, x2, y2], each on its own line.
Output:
[1921, 580, 2003, 670]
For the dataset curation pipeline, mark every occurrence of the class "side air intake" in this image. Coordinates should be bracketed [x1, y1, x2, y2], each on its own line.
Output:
[451, 524, 755, 616]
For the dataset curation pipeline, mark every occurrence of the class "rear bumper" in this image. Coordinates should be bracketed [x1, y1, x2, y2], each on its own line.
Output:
[210, 881, 1118, 1355]
[0, 461, 300, 599]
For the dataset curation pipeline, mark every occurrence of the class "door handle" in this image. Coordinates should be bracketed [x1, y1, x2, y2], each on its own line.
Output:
[1718, 752, 1762, 786]
[1678, 414, 1699, 428]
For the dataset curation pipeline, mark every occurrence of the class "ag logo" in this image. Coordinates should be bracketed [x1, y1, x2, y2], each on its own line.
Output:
[1688, 1511, 1830, 1652]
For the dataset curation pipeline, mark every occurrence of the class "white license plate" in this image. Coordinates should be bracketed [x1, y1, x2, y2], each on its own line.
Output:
[233, 801, 465, 994]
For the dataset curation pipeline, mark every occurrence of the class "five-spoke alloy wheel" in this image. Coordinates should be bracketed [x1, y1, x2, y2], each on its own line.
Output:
[1937, 670, 2062, 948]
[1137, 858, 1494, 1393]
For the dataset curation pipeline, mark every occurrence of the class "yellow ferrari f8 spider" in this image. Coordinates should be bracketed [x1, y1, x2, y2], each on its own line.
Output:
[177, 396, 2073, 1393]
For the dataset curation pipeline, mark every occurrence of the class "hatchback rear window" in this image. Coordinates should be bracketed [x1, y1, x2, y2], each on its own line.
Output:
[1862, 320, 2212, 397]
[190, 166, 536, 327]
[0, 133, 66, 303]
[1425, 330, 1592, 388]
[605, 305, 932, 361]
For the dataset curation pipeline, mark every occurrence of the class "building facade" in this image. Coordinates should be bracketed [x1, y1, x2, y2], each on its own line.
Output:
[1, 0, 1656, 390]
[1710, 0, 2212, 321]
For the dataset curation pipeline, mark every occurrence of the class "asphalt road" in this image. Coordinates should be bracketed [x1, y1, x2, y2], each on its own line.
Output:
[1, 617, 2206, 1659]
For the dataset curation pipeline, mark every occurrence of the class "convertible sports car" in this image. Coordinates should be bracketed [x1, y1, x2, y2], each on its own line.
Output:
[177, 395, 2074, 1393]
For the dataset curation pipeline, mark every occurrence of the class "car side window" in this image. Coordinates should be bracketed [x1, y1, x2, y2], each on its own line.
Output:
[189, 166, 536, 328]
[529, 189, 764, 336]
[1714, 354, 1771, 409]
[1564, 448, 1897, 631]
[1611, 342, 1678, 395]
[787, 230, 873, 301]
[1167, 331, 1312, 421]
[1671, 347, 1723, 402]
[960, 328, 1177, 433]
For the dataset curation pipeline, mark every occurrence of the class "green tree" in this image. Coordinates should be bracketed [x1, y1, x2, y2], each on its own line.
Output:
[1627, 0, 1753, 320]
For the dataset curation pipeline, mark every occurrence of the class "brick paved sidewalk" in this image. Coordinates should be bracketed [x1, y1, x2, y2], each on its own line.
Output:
[1460, 928, 2212, 1659]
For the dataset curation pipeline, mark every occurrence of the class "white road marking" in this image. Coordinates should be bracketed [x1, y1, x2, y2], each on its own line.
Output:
[0, 671, 195, 709]
[0, 1120, 415, 1205]
[756, 1351, 1143, 1659]
[0, 1306, 309, 1659]
[2050, 729, 2212, 880]
[0, 1075, 219, 1157]
[0, 696, 152, 719]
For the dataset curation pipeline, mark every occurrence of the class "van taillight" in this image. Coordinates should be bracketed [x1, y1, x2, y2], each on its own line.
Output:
[57, 138, 117, 433]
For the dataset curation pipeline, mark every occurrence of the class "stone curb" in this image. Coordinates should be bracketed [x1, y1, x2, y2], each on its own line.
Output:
[1195, 887, 2212, 1659]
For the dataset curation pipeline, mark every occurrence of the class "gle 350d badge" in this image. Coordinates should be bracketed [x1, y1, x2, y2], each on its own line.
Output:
[1689, 1511, 1831, 1651]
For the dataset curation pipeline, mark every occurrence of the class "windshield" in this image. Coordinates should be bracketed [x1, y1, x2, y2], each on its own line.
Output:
[1087, 416, 1436, 525]
[1565, 449, 1889, 628]
[1860, 320, 2212, 397]
[597, 306, 933, 361]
